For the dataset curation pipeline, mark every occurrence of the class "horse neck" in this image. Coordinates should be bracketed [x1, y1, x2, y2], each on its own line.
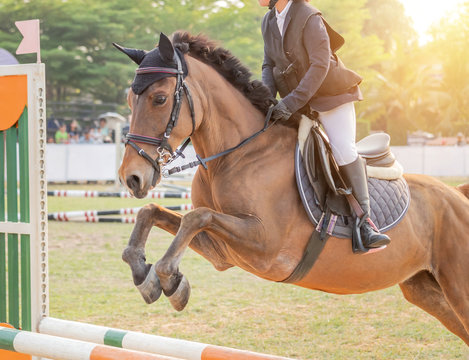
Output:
[188, 59, 267, 163]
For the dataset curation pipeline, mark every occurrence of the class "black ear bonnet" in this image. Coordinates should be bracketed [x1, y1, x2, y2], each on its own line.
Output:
[113, 34, 188, 95]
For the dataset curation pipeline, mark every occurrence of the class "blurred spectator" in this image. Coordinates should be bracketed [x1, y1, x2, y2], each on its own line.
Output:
[69, 132, 80, 144]
[68, 119, 82, 138]
[457, 132, 466, 146]
[47, 117, 61, 140]
[55, 123, 69, 144]
[47, 136, 55, 144]
[79, 127, 96, 144]
[90, 127, 103, 143]
[99, 118, 111, 143]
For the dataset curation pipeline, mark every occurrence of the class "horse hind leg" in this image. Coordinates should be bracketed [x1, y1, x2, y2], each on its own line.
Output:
[431, 202, 469, 342]
[399, 270, 469, 345]
[434, 258, 469, 342]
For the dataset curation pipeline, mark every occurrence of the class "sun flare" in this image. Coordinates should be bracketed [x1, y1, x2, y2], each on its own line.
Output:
[400, 0, 465, 43]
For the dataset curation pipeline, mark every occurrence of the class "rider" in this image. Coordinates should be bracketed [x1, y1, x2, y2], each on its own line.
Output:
[259, 0, 391, 250]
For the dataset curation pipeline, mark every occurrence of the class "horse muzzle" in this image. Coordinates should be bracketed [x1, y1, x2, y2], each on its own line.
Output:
[125, 171, 160, 198]
[119, 152, 161, 199]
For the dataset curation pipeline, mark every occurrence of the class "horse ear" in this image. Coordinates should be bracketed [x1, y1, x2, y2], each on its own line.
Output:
[158, 33, 174, 63]
[112, 43, 146, 65]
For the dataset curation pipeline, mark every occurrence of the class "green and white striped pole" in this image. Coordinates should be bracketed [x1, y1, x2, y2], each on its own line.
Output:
[0, 325, 181, 360]
[39, 317, 293, 360]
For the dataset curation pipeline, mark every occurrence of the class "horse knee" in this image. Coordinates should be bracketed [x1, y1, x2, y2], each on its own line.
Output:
[122, 246, 151, 286]
[155, 258, 174, 279]
[137, 203, 163, 221]
[182, 207, 213, 229]
[122, 245, 144, 265]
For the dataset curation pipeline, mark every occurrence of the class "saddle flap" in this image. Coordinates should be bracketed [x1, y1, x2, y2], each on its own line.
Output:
[295, 144, 411, 239]
[304, 127, 337, 195]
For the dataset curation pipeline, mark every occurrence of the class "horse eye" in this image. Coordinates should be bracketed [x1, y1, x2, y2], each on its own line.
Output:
[153, 95, 167, 106]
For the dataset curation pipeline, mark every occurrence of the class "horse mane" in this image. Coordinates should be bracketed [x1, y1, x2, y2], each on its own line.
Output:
[171, 31, 275, 115]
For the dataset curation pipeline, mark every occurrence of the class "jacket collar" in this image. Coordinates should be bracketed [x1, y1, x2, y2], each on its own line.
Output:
[268, 8, 282, 39]
[283, 12, 292, 35]
[281, 1, 300, 38]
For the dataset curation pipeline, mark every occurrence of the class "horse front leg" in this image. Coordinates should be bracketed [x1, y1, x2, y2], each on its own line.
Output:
[122, 204, 182, 304]
[155, 207, 270, 312]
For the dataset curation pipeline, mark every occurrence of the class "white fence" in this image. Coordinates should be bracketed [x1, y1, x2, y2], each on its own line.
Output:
[46, 143, 198, 182]
[392, 146, 469, 177]
[47, 144, 118, 182]
[46, 144, 469, 182]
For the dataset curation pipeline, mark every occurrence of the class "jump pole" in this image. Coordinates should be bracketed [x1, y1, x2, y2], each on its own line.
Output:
[0, 325, 182, 360]
[47, 190, 192, 199]
[47, 204, 194, 221]
[38, 317, 293, 360]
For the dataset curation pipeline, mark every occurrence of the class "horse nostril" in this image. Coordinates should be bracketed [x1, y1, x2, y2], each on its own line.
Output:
[126, 175, 141, 191]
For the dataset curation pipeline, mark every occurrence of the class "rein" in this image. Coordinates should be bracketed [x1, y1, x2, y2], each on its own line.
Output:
[163, 106, 276, 177]
[125, 49, 277, 183]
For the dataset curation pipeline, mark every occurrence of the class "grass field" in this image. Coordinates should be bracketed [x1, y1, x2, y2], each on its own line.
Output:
[47, 179, 469, 359]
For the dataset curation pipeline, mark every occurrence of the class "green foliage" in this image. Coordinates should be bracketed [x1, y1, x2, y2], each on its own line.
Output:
[363, 0, 417, 52]
[358, 0, 469, 143]
[425, 3, 469, 136]
[0, 0, 158, 103]
[0, 0, 467, 142]
[0, 0, 267, 104]
[363, 43, 445, 144]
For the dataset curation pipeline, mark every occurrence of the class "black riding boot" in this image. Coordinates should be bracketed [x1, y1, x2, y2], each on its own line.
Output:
[340, 157, 391, 251]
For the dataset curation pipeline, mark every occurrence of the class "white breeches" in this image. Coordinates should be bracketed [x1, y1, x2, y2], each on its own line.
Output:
[318, 102, 358, 166]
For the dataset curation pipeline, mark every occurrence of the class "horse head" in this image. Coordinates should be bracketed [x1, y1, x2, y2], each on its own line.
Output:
[114, 33, 197, 198]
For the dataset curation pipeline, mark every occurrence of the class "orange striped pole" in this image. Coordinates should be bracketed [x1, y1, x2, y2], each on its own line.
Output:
[39, 317, 295, 360]
[0, 325, 182, 360]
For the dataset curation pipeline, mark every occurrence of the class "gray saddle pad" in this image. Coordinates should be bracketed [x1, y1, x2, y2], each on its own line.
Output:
[295, 144, 411, 238]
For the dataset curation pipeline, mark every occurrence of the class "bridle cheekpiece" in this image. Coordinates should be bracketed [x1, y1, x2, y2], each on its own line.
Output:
[124, 50, 196, 186]
[120, 39, 277, 187]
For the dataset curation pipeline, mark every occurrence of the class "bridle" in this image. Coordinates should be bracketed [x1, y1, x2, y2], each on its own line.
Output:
[124, 48, 278, 187]
[124, 49, 195, 186]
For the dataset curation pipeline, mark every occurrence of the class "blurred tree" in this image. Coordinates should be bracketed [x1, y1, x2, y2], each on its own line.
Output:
[363, 44, 443, 144]
[0, 0, 267, 105]
[426, 2, 469, 135]
[358, 0, 422, 142]
[0, 0, 396, 131]
[312, 0, 388, 137]
[362, 0, 417, 52]
[201, 0, 266, 77]
[0, 0, 158, 104]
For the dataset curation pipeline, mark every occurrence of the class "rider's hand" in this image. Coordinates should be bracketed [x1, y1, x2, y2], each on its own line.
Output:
[271, 100, 292, 122]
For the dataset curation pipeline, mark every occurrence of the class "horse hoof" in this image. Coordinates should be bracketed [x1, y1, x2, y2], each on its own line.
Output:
[136, 264, 162, 304]
[168, 275, 191, 311]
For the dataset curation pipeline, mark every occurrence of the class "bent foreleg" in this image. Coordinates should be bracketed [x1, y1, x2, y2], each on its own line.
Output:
[155, 207, 269, 311]
[122, 204, 182, 303]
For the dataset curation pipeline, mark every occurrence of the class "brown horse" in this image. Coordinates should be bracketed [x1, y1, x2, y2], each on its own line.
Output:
[116, 32, 469, 346]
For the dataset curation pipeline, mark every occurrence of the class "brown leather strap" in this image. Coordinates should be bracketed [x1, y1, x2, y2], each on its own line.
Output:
[344, 193, 365, 218]
[280, 229, 329, 283]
